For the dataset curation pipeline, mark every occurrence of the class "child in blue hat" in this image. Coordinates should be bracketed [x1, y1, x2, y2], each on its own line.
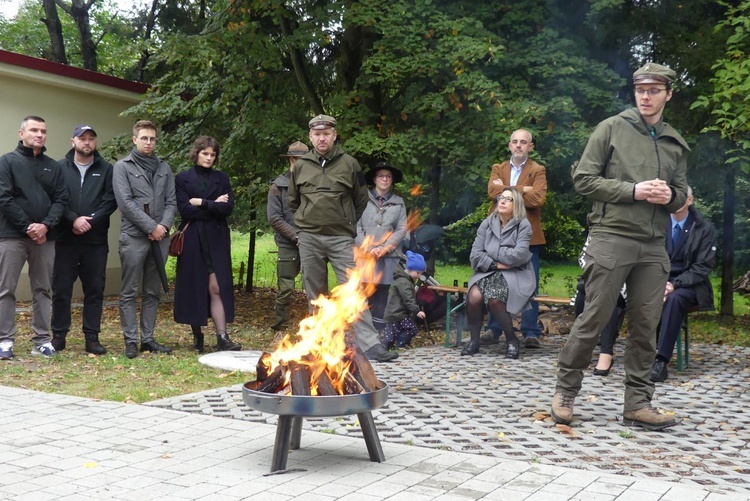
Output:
[382, 251, 427, 348]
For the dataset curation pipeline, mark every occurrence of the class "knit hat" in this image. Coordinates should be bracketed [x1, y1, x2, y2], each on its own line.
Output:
[405, 251, 426, 272]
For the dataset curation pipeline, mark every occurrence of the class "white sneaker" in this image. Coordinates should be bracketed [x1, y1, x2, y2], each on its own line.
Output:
[0, 341, 13, 360]
[31, 342, 57, 358]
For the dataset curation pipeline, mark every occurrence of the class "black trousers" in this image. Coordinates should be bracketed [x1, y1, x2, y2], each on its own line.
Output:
[51, 242, 108, 336]
[657, 287, 697, 361]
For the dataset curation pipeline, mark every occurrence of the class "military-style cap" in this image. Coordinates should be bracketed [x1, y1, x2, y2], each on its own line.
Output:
[73, 124, 97, 137]
[280, 141, 309, 158]
[633, 63, 676, 85]
[308, 114, 337, 130]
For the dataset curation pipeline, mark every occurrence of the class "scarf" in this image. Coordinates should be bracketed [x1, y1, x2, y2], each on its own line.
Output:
[130, 149, 160, 182]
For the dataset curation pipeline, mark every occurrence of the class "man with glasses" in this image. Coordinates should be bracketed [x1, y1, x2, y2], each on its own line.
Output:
[288, 114, 397, 362]
[551, 63, 689, 430]
[113, 120, 176, 358]
[486, 129, 547, 349]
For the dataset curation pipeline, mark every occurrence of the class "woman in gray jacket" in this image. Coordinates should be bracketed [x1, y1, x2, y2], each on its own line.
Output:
[462, 187, 536, 358]
[356, 162, 408, 330]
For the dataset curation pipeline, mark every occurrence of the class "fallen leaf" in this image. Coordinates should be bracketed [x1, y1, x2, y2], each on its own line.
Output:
[555, 424, 577, 437]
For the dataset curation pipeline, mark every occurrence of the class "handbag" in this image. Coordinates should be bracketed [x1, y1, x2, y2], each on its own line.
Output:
[168, 222, 190, 257]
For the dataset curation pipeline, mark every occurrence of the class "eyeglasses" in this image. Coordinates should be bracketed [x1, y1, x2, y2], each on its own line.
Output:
[634, 88, 667, 97]
[376, 174, 392, 179]
[137, 136, 157, 143]
[497, 195, 514, 203]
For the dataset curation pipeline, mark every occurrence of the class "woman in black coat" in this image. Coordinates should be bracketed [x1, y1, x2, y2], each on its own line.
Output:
[174, 136, 241, 352]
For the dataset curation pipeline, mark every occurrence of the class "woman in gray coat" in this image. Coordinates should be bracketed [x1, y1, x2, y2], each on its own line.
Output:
[462, 187, 536, 358]
[356, 162, 408, 330]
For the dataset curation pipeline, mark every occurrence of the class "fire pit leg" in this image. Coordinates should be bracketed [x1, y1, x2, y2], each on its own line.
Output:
[271, 415, 294, 472]
[290, 416, 303, 450]
[357, 411, 385, 463]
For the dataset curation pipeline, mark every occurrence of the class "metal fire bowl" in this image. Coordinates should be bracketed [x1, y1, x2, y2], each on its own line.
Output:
[242, 380, 389, 417]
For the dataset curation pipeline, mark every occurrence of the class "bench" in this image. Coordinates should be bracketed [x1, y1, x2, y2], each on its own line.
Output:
[676, 305, 698, 371]
[427, 285, 571, 347]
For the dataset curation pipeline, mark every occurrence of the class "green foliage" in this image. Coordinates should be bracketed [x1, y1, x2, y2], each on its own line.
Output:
[541, 191, 586, 262]
[441, 198, 492, 264]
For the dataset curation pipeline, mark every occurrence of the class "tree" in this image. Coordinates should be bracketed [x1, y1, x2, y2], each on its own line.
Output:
[53, 0, 96, 71]
[693, 0, 750, 316]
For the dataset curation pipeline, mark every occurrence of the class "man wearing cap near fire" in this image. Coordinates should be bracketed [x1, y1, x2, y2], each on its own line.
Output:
[289, 114, 398, 363]
[267, 141, 308, 332]
[551, 63, 689, 430]
[51, 125, 117, 355]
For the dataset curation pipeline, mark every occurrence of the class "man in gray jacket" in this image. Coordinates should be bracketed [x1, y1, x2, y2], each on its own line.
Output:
[267, 140, 308, 332]
[113, 120, 176, 359]
[551, 63, 689, 430]
[289, 114, 397, 362]
[0, 116, 68, 360]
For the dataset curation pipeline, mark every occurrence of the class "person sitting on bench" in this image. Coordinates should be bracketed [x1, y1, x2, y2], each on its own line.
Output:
[461, 187, 535, 359]
[650, 187, 716, 382]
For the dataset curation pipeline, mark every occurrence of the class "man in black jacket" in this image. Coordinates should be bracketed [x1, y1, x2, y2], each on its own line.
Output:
[51, 125, 117, 355]
[651, 188, 717, 382]
[0, 116, 69, 360]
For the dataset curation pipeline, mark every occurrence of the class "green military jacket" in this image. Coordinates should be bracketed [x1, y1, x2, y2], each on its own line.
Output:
[573, 107, 689, 242]
[288, 144, 368, 237]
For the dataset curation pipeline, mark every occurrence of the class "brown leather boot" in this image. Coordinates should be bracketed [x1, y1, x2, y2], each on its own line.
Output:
[551, 393, 576, 425]
[623, 406, 677, 430]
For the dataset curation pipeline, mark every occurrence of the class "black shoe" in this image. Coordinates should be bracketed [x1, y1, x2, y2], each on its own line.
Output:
[84, 333, 106, 355]
[216, 332, 242, 351]
[651, 359, 668, 382]
[51, 333, 67, 352]
[365, 343, 399, 362]
[593, 359, 613, 376]
[460, 340, 480, 356]
[140, 340, 173, 354]
[125, 342, 138, 359]
[505, 339, 520, 359]
[524, 337, 541, 349]
[193, 332, 205, 353]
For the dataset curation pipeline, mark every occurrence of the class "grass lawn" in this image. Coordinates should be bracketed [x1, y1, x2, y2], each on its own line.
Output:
[1, 231, 747, 404]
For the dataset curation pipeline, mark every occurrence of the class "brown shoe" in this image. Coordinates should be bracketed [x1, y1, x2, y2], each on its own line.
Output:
[623, 406, 677, 431]
[551, 392, 575, 425]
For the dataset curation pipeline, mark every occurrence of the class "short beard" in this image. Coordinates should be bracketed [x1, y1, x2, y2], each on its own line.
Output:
[74, 147, 94, 158]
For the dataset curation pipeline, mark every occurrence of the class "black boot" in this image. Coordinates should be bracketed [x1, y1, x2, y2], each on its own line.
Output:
[84, 332, 107, 355]
[51, 332, 67, 352]
[460, 324, 481, 356]
[192, 326, 205, 353]
[216, 331, 241, 351]
[505, 330, 520, 359]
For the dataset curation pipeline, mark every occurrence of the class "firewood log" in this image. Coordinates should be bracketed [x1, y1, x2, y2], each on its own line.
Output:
[256, 365, 287, 393]
[315, 371, 339, 396]
[350, 347, 381, 392]
[289, 361, 311, 396]
[256, 352, 273, 381]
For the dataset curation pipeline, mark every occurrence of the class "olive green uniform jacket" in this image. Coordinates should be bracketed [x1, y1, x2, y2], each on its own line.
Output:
[572, 107, 689, 242]
[288, 144, 368, 238]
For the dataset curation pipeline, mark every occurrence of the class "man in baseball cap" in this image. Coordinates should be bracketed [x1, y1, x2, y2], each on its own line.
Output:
[73, 125, 97, 137]
[267, 140, 310, 332]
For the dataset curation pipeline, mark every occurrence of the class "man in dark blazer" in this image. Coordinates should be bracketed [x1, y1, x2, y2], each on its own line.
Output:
[486, 129, 547, 348]
[651, 188, 717, 382]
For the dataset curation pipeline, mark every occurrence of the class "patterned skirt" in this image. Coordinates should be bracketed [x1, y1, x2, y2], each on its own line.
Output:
[476, 271, 509, 305]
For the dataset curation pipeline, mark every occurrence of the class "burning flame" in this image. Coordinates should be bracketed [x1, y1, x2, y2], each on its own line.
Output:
[410, 184, 422, 196]
[262, 237, 381, 395]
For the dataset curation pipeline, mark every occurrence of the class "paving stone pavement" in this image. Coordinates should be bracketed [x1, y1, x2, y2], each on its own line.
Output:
[1, 384, 748, 501]
[147, 339, 750, 498]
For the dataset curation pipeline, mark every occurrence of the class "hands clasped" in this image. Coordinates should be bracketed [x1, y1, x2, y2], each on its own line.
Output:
[635, 179, 672, 205]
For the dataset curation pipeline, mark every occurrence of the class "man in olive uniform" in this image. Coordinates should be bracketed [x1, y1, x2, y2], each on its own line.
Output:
[551, 63, 689, 430]
[288, 114, 397, 362]
[267, 141, 308, 332]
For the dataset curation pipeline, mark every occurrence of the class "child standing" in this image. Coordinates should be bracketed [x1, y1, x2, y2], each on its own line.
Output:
[383, 251, 427, 348]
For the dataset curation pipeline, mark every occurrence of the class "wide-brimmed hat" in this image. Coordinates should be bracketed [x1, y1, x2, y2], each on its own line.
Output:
[366, 161, 403, 185]
[279, 141, 309, 158]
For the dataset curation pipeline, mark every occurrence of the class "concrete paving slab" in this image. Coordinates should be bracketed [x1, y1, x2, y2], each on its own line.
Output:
[197, 350, 263, 372]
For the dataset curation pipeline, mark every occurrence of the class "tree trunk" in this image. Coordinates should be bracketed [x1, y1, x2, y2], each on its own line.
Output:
[41, 0, 67, 64]
[720, 161, 735, 316]
[278, 11, 323, 115]
[69, 0, 97, 71]
[135, 0, 160, 82]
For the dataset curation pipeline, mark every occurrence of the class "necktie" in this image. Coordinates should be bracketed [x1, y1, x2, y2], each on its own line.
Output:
[672, 224, 680, 249]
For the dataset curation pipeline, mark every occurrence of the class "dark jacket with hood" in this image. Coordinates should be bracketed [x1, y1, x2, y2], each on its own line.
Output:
[288, 144, 368, 237]
[267, 170, 297, 249]
[0, 142, 68, 239]
[572, 107, 690, 242]
[670, 206, 717, 311]
[56, 149, 117, 245]
[384, 267, 420, 323]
